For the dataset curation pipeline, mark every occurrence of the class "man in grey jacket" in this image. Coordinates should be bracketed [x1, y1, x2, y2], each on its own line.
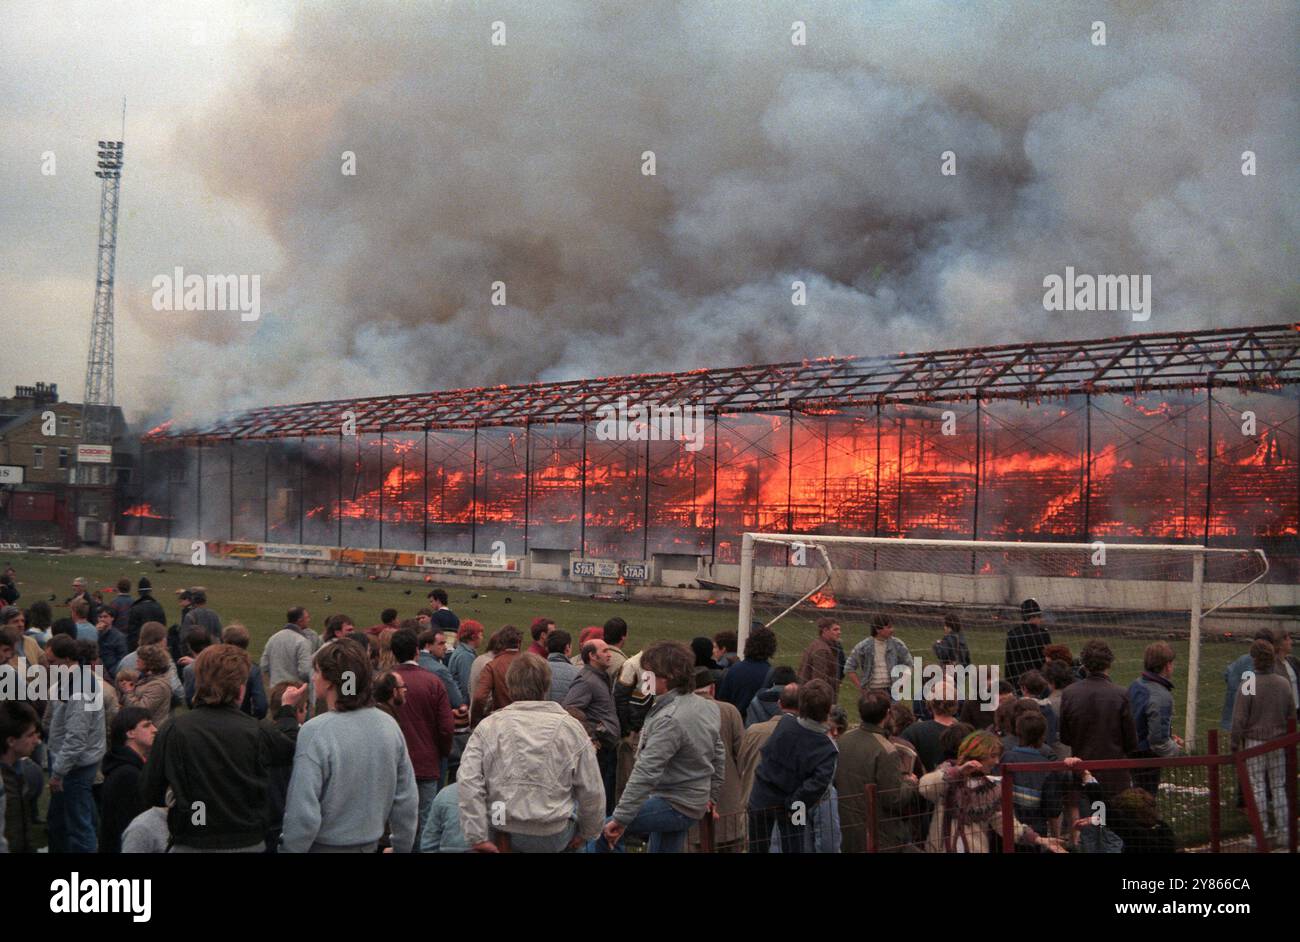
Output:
[45, 634, 107, 853]
[545, 630, 580, 702]
[563, 639, 620, 812]
[262, 614, 314, 687]
[592, 641, 725, 853]
[281, 640, 419, 852]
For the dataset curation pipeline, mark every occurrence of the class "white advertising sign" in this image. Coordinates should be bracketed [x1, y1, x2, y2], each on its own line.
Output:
[417, 552, 518, 572]
[76, 445, 113, 464]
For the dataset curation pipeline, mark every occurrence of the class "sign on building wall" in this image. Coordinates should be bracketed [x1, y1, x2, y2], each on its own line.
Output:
[260, 543, 332, 561]
[76, 445, 112, 464]
[570, 559, 650, 581]
[0, 465, 24, 484]
[417, 552, 519, 572]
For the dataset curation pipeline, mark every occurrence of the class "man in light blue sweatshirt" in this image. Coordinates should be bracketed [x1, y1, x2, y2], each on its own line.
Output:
[424, 781, 469, 853]
[281, 640, 418, 853]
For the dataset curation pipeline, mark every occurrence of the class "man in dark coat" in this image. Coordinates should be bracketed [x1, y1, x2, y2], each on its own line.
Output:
[1059, 639, 1138, 797]
[99, 707, 155, 854]
[1004, 598, 1051, 689]
[140, 645, 303, 852]
[125, 578, 166, 653]
[835, 689, 918, 852]
[748, 679, 839, 854]
[180, 588, 222, 652]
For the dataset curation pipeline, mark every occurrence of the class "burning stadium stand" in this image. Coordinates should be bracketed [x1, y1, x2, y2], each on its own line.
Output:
[121, 323, 1299, 594]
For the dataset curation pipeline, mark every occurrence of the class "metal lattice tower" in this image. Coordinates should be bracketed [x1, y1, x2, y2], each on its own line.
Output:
[80, 137, 125, 479]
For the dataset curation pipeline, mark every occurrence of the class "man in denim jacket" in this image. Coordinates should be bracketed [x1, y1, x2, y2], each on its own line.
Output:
[845, 614, 912, 700]
[1128, 641, 1183, 795]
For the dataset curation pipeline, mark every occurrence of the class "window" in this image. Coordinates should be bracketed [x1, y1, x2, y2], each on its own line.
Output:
[74, 419, 82, 437]
[32, 446, 44, 469]
[58, 447, 69, 470]
[59, 415, 70, 435]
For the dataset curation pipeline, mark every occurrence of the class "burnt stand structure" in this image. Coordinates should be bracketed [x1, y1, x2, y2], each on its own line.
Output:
[118, 323, 1300, 602]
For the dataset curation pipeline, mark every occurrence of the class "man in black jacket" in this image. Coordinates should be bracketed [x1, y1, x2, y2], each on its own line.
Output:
[139, 643, 305, 852]
[99, 706, 155, 854]
[125, 578, 166, 653]
[1004, 598, 1052, 689]
[1059, 640, 1138, 797]
[1, 700, 40, 853]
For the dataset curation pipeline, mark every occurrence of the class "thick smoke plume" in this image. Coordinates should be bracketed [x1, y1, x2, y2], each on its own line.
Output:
[150, 0, 1298, 424]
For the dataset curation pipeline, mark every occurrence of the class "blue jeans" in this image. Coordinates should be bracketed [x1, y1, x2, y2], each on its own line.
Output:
[587, 797, 695, 854]
[416, 779, 439, 853]
[508, 819, 577, 853]
[48, 763, 99, 853]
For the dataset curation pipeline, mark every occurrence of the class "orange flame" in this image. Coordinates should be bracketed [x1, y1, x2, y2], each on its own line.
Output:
[809, 590, 837, 609]
[192, 398, 1295, 549]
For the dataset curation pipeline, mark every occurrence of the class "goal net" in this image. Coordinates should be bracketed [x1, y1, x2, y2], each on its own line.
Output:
[736, 534, 1272, 746]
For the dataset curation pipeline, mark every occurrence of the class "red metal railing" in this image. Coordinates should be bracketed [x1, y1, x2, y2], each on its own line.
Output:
[999, 722, 1298, 854]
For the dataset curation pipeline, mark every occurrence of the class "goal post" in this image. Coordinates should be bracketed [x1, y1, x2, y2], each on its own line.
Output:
[736, 533, 1271, 747]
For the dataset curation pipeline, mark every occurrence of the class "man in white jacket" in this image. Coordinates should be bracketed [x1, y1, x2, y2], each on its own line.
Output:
[458, 653, 605, 852]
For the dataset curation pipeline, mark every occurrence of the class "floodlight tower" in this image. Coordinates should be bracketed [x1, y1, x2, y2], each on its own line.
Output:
[79, 136, 125, 484]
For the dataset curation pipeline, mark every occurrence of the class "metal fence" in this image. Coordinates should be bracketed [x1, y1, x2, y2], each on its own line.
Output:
[998, 727, 1298, 854]
[687, 726, 1297, 854]
[478, 725, 1297, 853]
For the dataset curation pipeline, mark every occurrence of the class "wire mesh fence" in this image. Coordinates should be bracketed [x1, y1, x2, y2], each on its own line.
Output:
[599, 725, 1298, 854]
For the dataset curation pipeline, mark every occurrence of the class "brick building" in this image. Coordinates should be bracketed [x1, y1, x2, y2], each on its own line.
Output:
[0, 382, 130, 546]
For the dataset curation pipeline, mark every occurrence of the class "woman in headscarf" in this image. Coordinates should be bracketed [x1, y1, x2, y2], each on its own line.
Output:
[918, 730, 1066, 854]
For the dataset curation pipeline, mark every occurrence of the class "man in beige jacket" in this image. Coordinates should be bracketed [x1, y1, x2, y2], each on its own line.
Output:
[688, 667, 746, 851]
[737, 682, 800, 806]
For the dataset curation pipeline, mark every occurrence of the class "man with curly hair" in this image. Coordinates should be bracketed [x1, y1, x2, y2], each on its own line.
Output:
[718, 625, 777, 717]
